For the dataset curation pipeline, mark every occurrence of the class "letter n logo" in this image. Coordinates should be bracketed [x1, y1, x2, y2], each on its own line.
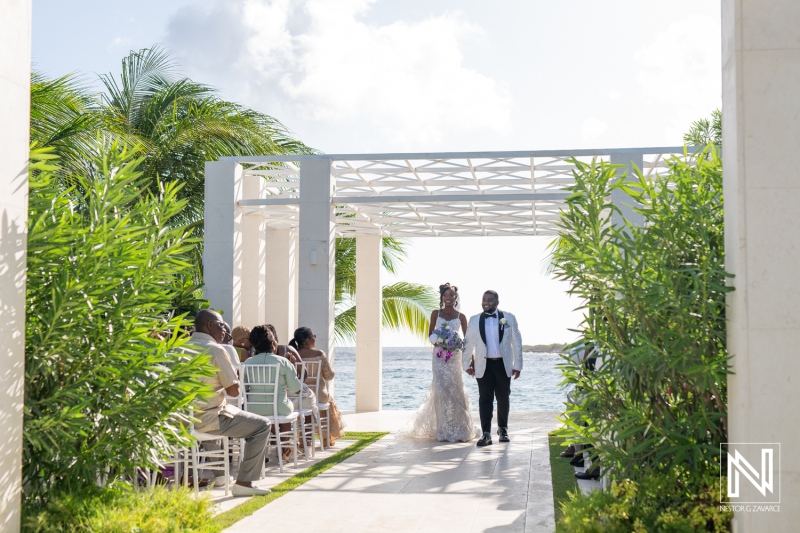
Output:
[722, 443, 780, 504]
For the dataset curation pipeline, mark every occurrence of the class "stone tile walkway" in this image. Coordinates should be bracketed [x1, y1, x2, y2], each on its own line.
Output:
[223, 410, 562, 533]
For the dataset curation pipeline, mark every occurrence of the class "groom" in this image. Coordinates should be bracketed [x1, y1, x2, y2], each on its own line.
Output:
[463, 290, 523, 446]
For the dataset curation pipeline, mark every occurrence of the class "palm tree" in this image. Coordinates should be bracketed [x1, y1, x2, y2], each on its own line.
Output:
[29, 46, 437, 341]
[97, 46, 315, 272]
[333, 237, 438, 343]
[29, 72, 101, 180]
[98, 47, 313, 216]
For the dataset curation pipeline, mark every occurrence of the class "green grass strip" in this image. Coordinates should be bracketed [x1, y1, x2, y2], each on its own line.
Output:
[213, 431, 387, 530]
[548, 430, 578, 523]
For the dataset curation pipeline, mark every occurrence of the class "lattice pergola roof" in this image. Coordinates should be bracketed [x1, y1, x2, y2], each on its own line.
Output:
[227, 147, 689, 237]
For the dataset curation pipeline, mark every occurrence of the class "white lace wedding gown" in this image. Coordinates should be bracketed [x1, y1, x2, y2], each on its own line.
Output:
[406, 315, 479, 442]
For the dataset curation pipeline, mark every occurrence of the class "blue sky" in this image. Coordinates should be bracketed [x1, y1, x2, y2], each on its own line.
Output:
[32, 0, 722, 345]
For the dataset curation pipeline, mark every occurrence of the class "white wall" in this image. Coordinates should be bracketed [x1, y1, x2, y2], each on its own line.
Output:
[0, 1, 31, 530]
[723, 0, 800, 530]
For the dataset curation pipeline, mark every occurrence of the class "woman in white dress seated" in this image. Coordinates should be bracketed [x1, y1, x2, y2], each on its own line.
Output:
[406, 283, 479, 442]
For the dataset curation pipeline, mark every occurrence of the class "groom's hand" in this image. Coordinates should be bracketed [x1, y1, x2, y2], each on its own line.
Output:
[466, 366, 475, 377]
[512, 370, 521, 380]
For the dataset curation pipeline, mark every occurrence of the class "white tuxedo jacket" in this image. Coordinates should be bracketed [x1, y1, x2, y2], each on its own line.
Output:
[462, 310, 523, 378]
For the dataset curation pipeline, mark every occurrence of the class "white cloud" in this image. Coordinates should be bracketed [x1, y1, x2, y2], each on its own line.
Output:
[107, 36, 133, 53]
[633, 10, 721, 142]
[166, 0, 512, 151]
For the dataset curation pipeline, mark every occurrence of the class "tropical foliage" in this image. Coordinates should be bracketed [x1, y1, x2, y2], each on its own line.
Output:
[550, 147, 730, 489]
[30, 72, 100, 179]
[22, 485, 219, 533]
[97, 47, 313, 234]
[24, 147, 214, 502]
[30, 47, 436, 341]
[557, 469, 732, 532]
[333, 237, 438, 342]
[684, 109, 722, 147]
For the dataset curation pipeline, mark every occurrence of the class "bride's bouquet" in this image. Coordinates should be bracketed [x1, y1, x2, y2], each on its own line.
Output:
[429, 322, 465, 362]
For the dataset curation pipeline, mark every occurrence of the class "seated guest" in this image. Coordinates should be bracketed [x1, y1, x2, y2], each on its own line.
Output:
[265, 323, 320, 433]
[184, 310, 271, 496]
[289, 327, 347, 446]
[221, 322, 241, 369]
[244, 325, 303, 462]
[231, 325, 254, 363]
[266, 324, 301, 366]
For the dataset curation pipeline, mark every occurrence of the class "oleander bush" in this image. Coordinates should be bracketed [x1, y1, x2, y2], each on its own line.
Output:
[550, 145, 731, 528]
[23, 147, 215, 503]
[22, 485, 219, 533]
[557, 470, 732, 533]
[551, 146, 730, 484]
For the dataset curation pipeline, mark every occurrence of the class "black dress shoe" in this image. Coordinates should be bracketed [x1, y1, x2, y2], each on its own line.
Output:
[569, 455, 584, 467]
[560, 444, 575, 458]
[497, 428, 510, 443]
[575, 469, 600, 480]
[477, 434, 492, 447]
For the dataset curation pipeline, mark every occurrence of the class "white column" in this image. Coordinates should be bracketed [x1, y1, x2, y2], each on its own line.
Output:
[240, 175, 267, 328]
[204, 160, 244, 324]
[723, 0, 800, 529]
[264, 227, 298, 344]
[298, 159, 336, 375]
[355, 235, 382, 412]
[610, 152, 644, 228]
[0, 1, 31, 529]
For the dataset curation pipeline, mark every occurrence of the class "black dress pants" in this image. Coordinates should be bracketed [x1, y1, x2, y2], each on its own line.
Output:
[476, 358, 511, 434]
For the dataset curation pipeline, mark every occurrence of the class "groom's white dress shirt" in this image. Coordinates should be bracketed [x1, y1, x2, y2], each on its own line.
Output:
[485, 315, 501, 358]
[463, 311, 523, 378]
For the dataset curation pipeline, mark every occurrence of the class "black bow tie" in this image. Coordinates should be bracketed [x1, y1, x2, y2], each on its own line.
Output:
[483, 312, 497, 319]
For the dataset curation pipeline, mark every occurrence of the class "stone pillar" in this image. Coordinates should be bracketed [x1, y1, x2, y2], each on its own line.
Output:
[0, 1, 31, 529]
[610, 152, 644, 228]
[240, 175, 267, 328]
[264, 227, 298, 344]
[355, 235, 382, 412]
[204, 161, 244, 324]
[722, 1, 800, 529]
[298, 159, 336, 378]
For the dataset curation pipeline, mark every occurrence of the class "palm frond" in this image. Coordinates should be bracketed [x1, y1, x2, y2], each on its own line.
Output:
[335, 282, 438, 343]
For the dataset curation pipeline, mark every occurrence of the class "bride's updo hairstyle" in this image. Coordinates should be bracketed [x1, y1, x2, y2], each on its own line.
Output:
[249, 325, 276, 354]
[439, 282, 460, 309]
[289, 326, 315, 350]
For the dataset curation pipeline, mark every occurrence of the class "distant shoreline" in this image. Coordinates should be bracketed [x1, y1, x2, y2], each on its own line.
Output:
[338, 344, 569, 352]
[523, 343, 567, 353]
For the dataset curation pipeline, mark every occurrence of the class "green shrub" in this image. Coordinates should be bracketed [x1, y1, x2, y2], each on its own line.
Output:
[22, 485, 219, 533]
[550, 147, 731, 483]
[23, 147, 215, 502]
[557, 471, 732, 533]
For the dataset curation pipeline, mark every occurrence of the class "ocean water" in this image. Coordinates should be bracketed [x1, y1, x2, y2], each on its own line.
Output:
[332, 347, 567, 412]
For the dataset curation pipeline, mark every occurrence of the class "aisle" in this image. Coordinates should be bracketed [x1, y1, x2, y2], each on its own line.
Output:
[224, 410, 561, 533]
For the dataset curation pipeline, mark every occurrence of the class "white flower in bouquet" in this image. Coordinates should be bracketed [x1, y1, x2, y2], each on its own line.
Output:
[432, 326, 465, 362]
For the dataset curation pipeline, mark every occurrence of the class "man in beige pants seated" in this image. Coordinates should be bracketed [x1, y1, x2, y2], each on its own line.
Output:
[186, 309, 272, 496]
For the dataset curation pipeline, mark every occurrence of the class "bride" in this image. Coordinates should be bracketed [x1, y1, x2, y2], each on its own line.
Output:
[406, 283, 479, 442]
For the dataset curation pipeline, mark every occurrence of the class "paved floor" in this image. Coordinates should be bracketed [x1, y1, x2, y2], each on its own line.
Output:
[204, 437, 360, 515]
[223, 410, 562, 533]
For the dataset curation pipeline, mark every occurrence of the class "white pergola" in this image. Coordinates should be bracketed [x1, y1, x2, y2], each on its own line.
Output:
[203, 147, 687, 411]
